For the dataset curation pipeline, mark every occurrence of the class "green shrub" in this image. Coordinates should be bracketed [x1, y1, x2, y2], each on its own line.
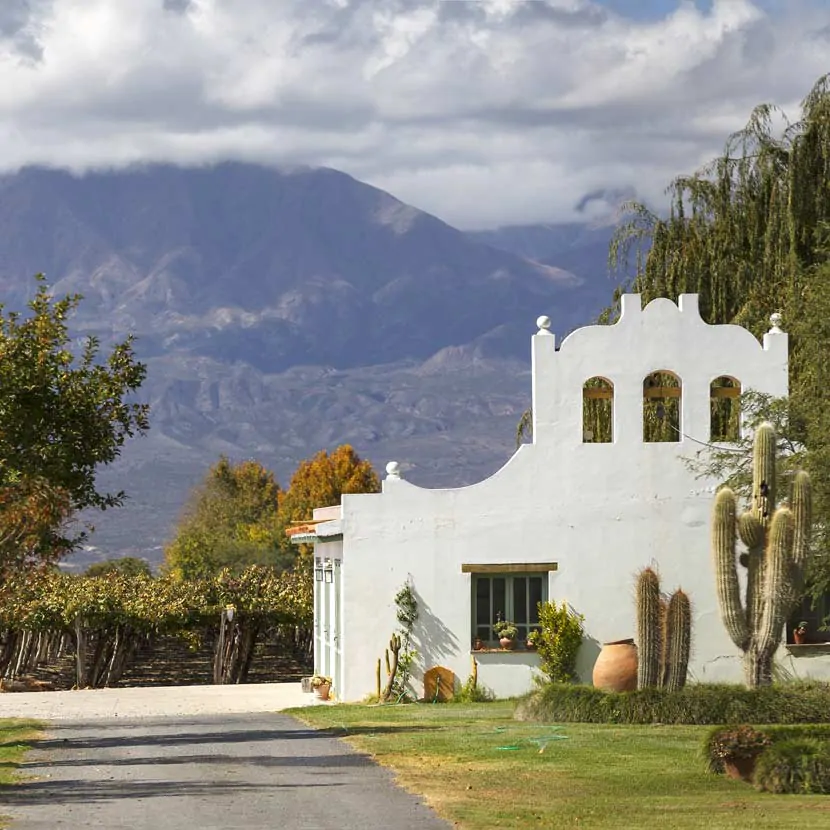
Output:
[515, 681, 830, 725]
[535, 601, 584, 684]
[753, 738, 830, 793]
[453, 675, 496, 704]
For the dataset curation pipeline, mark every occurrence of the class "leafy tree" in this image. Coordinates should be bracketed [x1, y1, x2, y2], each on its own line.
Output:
[0, 477, 73, 573]
[165, 457, 289, 579]
[276, 445, 381, 553]
[85, 557, 152, 578]
[0, 276, 148, 567]
[602, 73, 830, 603]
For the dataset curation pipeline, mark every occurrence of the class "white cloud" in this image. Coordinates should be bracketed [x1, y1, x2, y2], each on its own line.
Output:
[0, 0, 827, 228]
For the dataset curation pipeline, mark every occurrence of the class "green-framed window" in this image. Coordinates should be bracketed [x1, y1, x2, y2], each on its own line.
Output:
[472, 573, 548, 646]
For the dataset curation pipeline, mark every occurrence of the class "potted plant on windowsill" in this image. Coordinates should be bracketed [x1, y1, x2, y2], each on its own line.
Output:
[310, 675, 332, 700]
[793, 621, 809, 645]
[526, 629, 541, 651]
[493, 619, 518, 650]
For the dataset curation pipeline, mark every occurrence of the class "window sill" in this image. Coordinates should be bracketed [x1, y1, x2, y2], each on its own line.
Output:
[471, 648, 540, 654]
[784, 642, 830, 654]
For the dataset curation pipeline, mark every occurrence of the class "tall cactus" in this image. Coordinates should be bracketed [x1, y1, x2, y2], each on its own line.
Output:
[711, 423, 812, 687]
[636, 568, 662, 689]
[663, 590, 692, 692]
[636, 568, 692, 690]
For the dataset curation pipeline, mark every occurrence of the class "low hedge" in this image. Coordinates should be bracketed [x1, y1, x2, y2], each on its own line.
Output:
[753, 737, 830, 794]
[704, 725, 830, 794]
[515, 682, 830, 725]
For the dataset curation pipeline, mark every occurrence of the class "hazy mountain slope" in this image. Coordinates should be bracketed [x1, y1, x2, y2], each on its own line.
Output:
[466, 221, 626, 327]
[0, 163, 622, 569]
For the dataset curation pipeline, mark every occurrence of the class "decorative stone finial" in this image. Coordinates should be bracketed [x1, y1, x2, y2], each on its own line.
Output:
[536, 315, 552, 335]
[385, 461, 402, 480]
[768, 312, 784, 334]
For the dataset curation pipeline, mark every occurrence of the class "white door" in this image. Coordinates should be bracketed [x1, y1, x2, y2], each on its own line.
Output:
[332, 559, 342, 696]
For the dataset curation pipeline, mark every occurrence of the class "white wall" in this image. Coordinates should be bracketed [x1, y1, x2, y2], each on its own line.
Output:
[328, 295, 829, 701]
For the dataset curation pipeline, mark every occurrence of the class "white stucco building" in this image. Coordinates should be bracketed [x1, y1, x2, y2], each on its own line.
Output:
[291, 294, 830, 701]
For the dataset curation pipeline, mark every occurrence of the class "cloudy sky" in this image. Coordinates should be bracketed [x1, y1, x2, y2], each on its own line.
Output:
[0, 0, 827, 229]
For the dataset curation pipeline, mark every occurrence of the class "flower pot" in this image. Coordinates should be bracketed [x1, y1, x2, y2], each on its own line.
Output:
[314, 683, 331, 701]
[525, 641, 537, 651]
[473, 638, 484, 651]
[499, 637, 517, 650]
[794, 631, 807, 645]
[723, 753, 761, 782]
[592, 639, 638, 692]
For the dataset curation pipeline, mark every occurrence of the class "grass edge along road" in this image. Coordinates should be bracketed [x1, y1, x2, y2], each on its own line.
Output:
[0, 719, 45, 829]
[292, 701, 830, 829]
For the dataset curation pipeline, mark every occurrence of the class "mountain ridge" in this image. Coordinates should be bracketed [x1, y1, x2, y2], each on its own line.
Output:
[0, 162, 624, 569]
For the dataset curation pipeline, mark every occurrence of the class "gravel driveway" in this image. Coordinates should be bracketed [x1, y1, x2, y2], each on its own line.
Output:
[1, 714, 452, 829]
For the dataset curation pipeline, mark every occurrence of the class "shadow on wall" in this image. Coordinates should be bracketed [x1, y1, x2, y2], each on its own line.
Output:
[412, 588, 459, 673]
[576, 633, 602, 683]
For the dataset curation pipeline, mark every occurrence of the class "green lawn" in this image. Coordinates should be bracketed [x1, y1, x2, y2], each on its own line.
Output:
[0, 719, 44, 828]
[294, 702, 830, 829]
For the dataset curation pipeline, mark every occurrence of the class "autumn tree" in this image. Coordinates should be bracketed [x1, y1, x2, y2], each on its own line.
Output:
[0, 478, 73, 573]
[277, 445, 381, 554]
[164, 457, 288, 579]
[0, 276, 149, 571]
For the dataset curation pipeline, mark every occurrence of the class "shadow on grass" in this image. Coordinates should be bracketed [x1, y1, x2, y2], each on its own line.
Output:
[310, 724, 441, 737]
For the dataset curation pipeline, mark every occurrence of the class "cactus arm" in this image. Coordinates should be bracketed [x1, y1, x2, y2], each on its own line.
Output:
[738, 512, 765, 631]
[663, 590, 692, 692]
[738, 512, 763, 549]
[752, 422, 777, 527]
[636, 567, 662, 689]
[756, 507, 795, 657]
[712, 488, 750, 651]
[791, 470, 812, 572]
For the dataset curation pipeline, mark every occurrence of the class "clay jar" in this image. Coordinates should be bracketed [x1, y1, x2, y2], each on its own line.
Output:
[592, 639, 638, 692]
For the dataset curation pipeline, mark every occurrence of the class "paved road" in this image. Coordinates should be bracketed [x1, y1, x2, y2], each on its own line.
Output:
[2, 714, 451, 829]
[0, 683, 315, 720]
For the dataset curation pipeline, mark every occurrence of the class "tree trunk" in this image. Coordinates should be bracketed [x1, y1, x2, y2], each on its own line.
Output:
[0, 631, 18, 676]
[13, 630, 33, 677]
[74, 617, 88, 688]
[234, 625, 258, 684]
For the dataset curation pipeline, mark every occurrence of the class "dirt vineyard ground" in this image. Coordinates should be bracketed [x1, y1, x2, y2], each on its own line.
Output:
[1, 632, 312, 692]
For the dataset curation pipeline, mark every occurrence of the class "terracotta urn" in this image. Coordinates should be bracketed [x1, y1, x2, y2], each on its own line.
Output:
[723, 752, 762, 782]
[592, 639, 638, 692]
[500, 636, 517, 650]
[314, 682, 331, 701]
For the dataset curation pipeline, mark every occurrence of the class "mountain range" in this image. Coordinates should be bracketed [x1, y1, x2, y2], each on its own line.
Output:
[0, 163, 626, 569]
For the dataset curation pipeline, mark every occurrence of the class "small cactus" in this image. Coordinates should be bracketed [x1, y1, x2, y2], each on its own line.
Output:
[635, 568, 692, 690]
[382, 634, 402, 701]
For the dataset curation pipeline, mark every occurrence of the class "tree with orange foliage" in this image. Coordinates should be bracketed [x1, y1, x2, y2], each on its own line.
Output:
[277, 445, 380, 554]
[0, 476, 73, 575]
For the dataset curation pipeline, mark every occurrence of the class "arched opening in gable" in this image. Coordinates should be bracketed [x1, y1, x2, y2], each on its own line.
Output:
[582, 377, 614, 443]
[710, 376, 742, 442]
[643, 371, 682, 442]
